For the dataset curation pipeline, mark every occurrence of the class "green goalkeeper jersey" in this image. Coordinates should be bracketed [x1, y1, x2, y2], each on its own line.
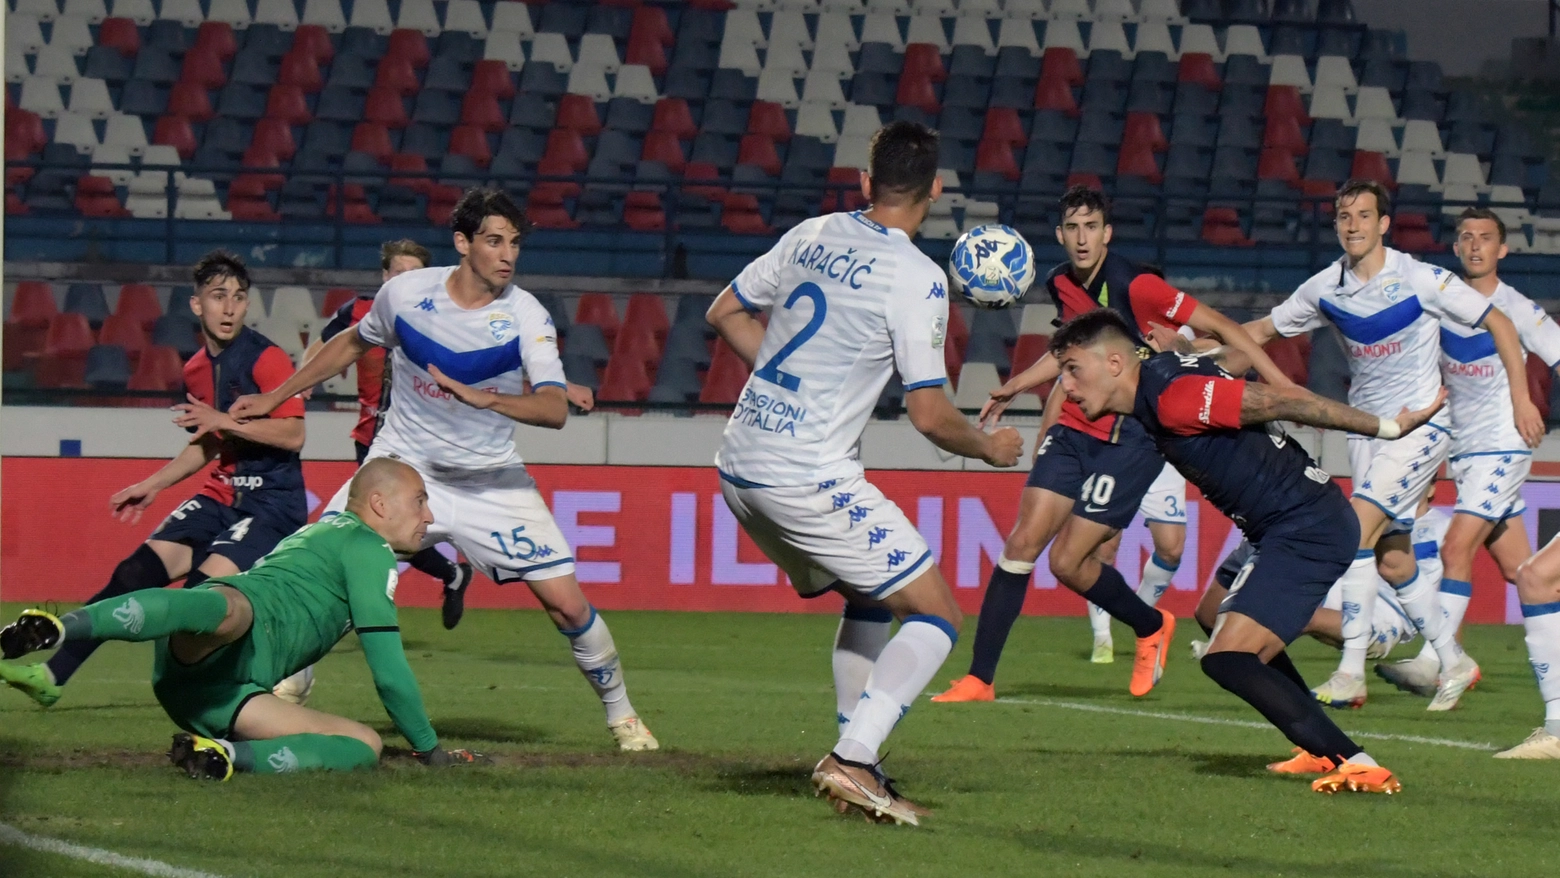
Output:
[217, 511, 438, 752]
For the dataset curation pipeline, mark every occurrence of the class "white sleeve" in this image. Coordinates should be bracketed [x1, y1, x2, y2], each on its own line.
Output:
[355, 282, 397, 347]
[517, 297, 567, 390]
[729, 230, 793, 312]
[1269, 277, 1327, 337]
[1511, 294, 1560, 368]
[889, 264, 951, 390]
[1415, 262, 1492, 328]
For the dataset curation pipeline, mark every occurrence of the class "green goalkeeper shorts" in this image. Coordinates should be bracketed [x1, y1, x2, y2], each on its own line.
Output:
[151, 625, 282, 739]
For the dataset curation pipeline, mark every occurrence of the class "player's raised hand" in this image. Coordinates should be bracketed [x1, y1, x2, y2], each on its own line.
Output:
[109, 481, 160, 525]
[229, 391, 280, 422]
[1145, 321, 1192, 354]
[982, 425, 1024, 467]
[426, 364, 496, 410]
[1392, 387, 1449, 438]
[1514, 396, 1546, 448]
[978, 391, 1013, 429]
[173, 393, 234, 440]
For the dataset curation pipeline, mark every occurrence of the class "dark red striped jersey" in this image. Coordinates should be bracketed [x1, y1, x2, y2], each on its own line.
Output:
[1044, 251, 1199, 442]
[182, 327, 307, 525]
[321, 295, 388, 446]
[1133, 352, 1339, 538]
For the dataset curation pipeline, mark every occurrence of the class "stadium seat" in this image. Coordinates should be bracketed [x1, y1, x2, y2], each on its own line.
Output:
[127, 343, 184, 394]
[9, 281, 59, 327]
[700, 341, 750, 405]
[33, 312, 96, 388]
[113, 284, 162, 330]
[98, 313, 149, 364]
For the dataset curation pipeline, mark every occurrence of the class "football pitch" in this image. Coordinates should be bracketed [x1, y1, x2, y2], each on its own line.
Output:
[0, 605, 1554, 878]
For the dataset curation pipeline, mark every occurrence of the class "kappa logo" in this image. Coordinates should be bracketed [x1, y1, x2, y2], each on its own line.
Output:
[848, 505, 872, 526]
[867, 526, 892, 548]
[268, 746, 300, 773]
[831, 492, 855, 510]
[416, 298, 437, 312]
[926, 281, 946, 300]
[112, 597, 146, 635]
[886, 549, 910, 570]
[817, 479, 839, 492]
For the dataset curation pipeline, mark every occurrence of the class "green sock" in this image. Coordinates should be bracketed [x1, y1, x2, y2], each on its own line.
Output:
[63, 588, 228, 643]
[232, 735, 379, 773]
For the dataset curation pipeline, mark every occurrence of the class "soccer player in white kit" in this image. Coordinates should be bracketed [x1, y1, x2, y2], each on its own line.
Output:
[706, 121, 1023, 825]
[1236, 180, 1542, 709]
[1376, 207, 1560, 714]
[230, 189, 658, 751]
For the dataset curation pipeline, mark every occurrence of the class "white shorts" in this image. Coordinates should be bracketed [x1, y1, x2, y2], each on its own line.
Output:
[1449, 450, 1531, 523]
[1323, 580, 1418, 658]
[718, 473, 934, 600]
[1347, 422, 1451, 534]
[323, 461, 575, 584]
[1137, 463, 1187, 525]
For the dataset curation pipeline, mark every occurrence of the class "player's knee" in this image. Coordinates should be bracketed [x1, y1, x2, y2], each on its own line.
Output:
[1515, 559, 1560, 604]
[1376, 553, 1417, 586]
[1047, 550, 1087, 588]
[1152, 543, 1184, 569]
[350, 726, 383, 758]
[1002, 531, 1045, 564]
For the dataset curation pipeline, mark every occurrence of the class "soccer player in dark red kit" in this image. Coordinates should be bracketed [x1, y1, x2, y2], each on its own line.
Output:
[0, 251, 307, 708]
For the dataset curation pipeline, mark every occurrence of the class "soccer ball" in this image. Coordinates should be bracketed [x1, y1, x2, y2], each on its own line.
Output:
[272, 666, 315, 706]
[948, 224, 1036, 309]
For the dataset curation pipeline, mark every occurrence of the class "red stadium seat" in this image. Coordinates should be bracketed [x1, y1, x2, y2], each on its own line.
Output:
[98, 17, 141, 57]
[278, 50, 324, 93]
[374, 57, 422, 96]
[651, 98, 697, 139]
[75, 175, 131, 217]
[896, 74, 940, 114]
[180, 46, 227, 89]
[1391, 212, 1441, 252]
[449, 125, 493, 167]
[1264, 86, 1310, 124]
[556, 94, 603, 135]
[3, 322, 43, 371]
[820, 166, 865, 213]
[1123, 112, 1168, 153]
[292, 24, 334, 64]
[623, 192, 666, 231]
[388, 153, 433, 194]
[128, 345, 185, 393]
[33, 313, 95, 388]
[193, 21, 237, 60]
[1033, 76, 1079, 115]
[351, 123, 395, 161]
[1529, 353, 1553, 420]
[543, 128, 590, 172]
[1011, 334, 1052, 396]
[983, 107, 1027, 146]
[625, 32, 667, 75]
[902, 43, 947, 83]
[1201, 207, 1253, 246]
[322, 288, 357, 316]
[166, 81, 215, 122]
[460, 91, 508, 133]
[5, 108, 47, 161]
[612, 322, 662, 370]
[240, 142, 284, 171]
[385, 29, 431, 68]
[641, 130, 687, 172]
[9, 281, 58, 327]
[99, 314, 150, 365]
[747, 101, 791, 141]
[576, 294, 621, 344]
[600, 355, 653, 403]
[230, 173, 281, 197]
[1177, 53, 1221, 91]
[700, 341, 750, 404]
[230, 194, 282, 222]
[266, 85, 312, 125]
[721, 194, 772, 234]
[1263, 335, 1310, 386]
[114, 284, 163, 331]
[534, 158, 581, 197]
[976, 139, 1020, 181]
[945, 305, 969, 361]
[1116, 143, 1163, 184]
[631, 5, 675, 47]
[1258, 148, 1301, 183]
[251, 117, 297, 160]
[153, 115, 198, 159]
[471, 60, 517, 100]
[7, 191, 28, 215]
[527, 197, 579, 229]
[1263, 115, 1308, 154]
[624, 292, 670, 342]
[683, 161, 725, 200]
[1067, 171, 1103, 190]
[364, 88, 410, 128]
[1350, 151, 1396, 189]
[342, 197, 380, 225]
[1040, 47, 1084, 86]
[737, 134, 782, 176]
[943, 342, 961, 389]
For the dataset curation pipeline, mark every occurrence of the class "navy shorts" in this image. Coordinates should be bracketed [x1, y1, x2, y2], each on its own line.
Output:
[1219, 491, 1360, 645]
[1025, 424, 1164, 529]
[150, 495, 296, 572]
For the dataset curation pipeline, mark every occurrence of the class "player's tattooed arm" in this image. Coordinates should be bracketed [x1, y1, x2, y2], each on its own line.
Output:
[1240, 382, 1447, 439]
[706, 287, 766, 368]
[1186, 306, 1297, 390]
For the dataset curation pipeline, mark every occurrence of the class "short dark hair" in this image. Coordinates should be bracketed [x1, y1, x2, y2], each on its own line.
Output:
[450, 187, 532, 241]
[191, 250, 249, 291]
[381, 238, 432, 270]
[867, 121, 939, 203]
[1455, 207, 1508, 243]
[1057, 185, 1111, 225]
[1336, 178, 1392, 217]
[1050, 308, 1137, 357]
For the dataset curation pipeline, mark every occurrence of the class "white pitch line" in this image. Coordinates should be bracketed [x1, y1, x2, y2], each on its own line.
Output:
[0, 823, 225, 878]
[992, 697, 1501, 752]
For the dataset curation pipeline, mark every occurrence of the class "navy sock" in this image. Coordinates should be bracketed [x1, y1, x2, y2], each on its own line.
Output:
[1201, 651, 1362, 765]
[183, 569, 211, 590]
[410, 547, 457, 585]
[1081, 564, 1162, 638]
[968, 566, 1031, 685]
[47, 544, 171, 685]
[1266, 649, 1309, 693]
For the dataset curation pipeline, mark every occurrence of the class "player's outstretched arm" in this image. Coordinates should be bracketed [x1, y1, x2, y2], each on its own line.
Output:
[1240, 381, 1447, 439]
[1187, 307, 1297, 389]
[358, 630, 441, 754]
[109, 437, 220, 524]
[231, 325, 373, 420]
[174, 393, 305, 452]
[980, 352, 1060, 427]
[1481, 307, 1545, 447]
[706, 287, 766, 368]
[907, 386, 1023, 466]
[426, 365, 568, 428]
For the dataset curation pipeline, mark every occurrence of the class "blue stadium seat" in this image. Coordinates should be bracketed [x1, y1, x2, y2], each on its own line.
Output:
[677, 8, 723, 44]
[1165, 143, 1213, 180]
[990, 76, 1036, 110]
[1445, 91, 1485, 124]
[1173, 83, 1219, 115]
[540, 2, 590, 37]
[1077, 109, 1123, 145]
[145, 20, 189, 52]
[672, 296, 716, 333]
[1169, 112, 1217, 146]
[1216, 114, 1262, 149]
[1131, 51, 1176, 83]
[1218, 84, 1266, 117]
[340, 27, 388, 60]
[216, 83, 270, 120]
[1012, 196, 1051, 226]
[153, 313, 201, 358]
[327, 55, 377, 90]
[412, 90, 461, 125]
[1223, 0, 1269, 23]
[509, 93, 558, 130]
[65, 284, 110, 328]
[84, 46, 135, 83]
[785, 136, 833, 172]
[665, 67, 711, 100]
[944, 75, 991, 109]
[1225, 56, 1269, 86]
[232, 49, 281, 86]
[575, 189, 624, 225]
[731, 163, 776, 195]
[1447, 122, 1495, 156]
[1272, 0, 1317, 24]
[401, 123, 449, 161]
[1316, 29, 1360, 58]
[1309, 119, 1353, 150]
[245, 25, 294, 59]
[567, 322, 611, 367]
[1360, 30, 1401, 61]
[1069, 142, 1116, 176]
[120, 79, 168, 116]
[604, 98, 654, 133]
[996, 47, 1041, 79]
[858, 43, 902, 76]
[949, 46, 996, 79]
[876, 374, 904, 415]
[1303, 147, 1352, 183]
[893, 106, 936, 128]
[1487, 154, 1533, 188]
[586, 4, 633, 40]
[533, 292, 571, 337]
[1211, 146, 1259, 181]
[1267, 26, 1313, 58]
[635, 160, 674, 187]
[436, 32, 484, 64]
[1359, 58, 1406, 91]
[1407, 61, 1443, 92]
[938, 106, 984, 142]
[1495, 123, 1537, 158]
[492, 129, 547, 175]
[519, 65, 568, 96]
[670, 40, 719, 72]
[561, 351, 599, 389]
[1400, 89, 1444, 122]
[1030, 110, 1078, 143]
[595, 130, 643, 166]
[1086, 51, 1132, 83]
[650, 356, 703, 403]
[375, 185, 425, 223]
[84, 344, 132, 389]
[131, 50, 182, 84]
[1181, 0, 1223, 19]
[848, 72, 897, 108]
[202, 117, 250, 155]
[972, 308, 1018, 346]
[700, 99, 749, 136]
[317, 86, 366, 122]
[1081, 79, 1128, 114]
[1125, 79, 1175, 114]
[343, 150, 388, 184]
[424, 56, 473, 92]
[303, 121, 352, 156]
[710, 69, 758, 102]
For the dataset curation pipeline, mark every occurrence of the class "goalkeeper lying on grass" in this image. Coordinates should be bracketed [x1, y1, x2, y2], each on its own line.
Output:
[0, 457, 483, 779]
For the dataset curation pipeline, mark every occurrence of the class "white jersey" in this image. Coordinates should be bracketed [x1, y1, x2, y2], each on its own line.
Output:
[355, 265, 567, 478]
[1271, 248, 1493, 419]
[714, 211, 949, 487]
[1440, 281, 1560, 456]
[1412, 506, 1451, 552]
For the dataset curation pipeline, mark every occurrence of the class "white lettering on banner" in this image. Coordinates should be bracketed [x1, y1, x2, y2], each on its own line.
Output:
[711, 495, 778, 585]
[1349, 341, 1402, 358]
[917, 496, 944, 563]
[552, 491, 621, 583]
[669, 492, 697, 584]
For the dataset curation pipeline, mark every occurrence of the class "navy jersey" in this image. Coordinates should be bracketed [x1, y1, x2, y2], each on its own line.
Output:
[1132, 352, 1339, 539]
[182, 326, 307, 528]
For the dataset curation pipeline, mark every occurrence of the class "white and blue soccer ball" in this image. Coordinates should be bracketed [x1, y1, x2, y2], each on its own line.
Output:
[948, 224, 1036, 310]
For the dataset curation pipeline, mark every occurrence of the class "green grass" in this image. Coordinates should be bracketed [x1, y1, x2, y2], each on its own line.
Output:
[0, 605, 1555, 878]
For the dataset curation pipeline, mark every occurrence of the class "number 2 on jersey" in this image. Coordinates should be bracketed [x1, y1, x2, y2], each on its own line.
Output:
[754, 282, 827, 392]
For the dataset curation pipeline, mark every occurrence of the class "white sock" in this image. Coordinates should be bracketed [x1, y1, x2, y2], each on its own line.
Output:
[561, 608, 635, 725]
[833, 606, 893, 732]
[1337, 553, 1379, 679]
[1348, 751, 1379, 767]
[1439, 578, 1474, 638]
[1138, 553, 1178, 607]
[835, 616, 956, 765]
[1088, 602, 1111, 640]
[1519, 601, 1560, 738]
[1393, 567, 1462, 673]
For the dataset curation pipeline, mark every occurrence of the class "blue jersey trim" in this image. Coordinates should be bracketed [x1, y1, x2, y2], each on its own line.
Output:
[532, 380, 567, 391]
[800, 579, 843, 599]
[1449, 450, 1532, 461]
[1472, 302, 1494, 329]
[1440, 578, 1473, 597]
[1318, 295, 1424, 345]
[394, 315, 523, 385]
[556, 606, 599, 637]
[869, 550, 933, 597]
[1451, 505, 1524, 523]
[1148, 552, 1181, 572]
[904, 612, 959, 645]
[1438, 326, 1497, 363]
[1413, 541, 1439, 560]
[1355, 548, 1376, 560]
[903, 378, 947, 391]
[848, 211, 889, 235]
[1353, 495, 1413, 530]
[1142, 517, 1187, 526]
[718, 468, 773, 489]
[731, 282, 760, 312]
[1520, 600, 1560, 618]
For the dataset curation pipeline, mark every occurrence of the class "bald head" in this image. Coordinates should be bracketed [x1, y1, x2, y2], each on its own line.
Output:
[346, 458, 432, 553]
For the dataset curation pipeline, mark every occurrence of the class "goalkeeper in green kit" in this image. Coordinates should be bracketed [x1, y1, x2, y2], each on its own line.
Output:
[0, 458, 481, 779]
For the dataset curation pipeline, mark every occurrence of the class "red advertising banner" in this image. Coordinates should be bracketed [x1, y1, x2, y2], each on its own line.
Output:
[0, 458, 1529, 624]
